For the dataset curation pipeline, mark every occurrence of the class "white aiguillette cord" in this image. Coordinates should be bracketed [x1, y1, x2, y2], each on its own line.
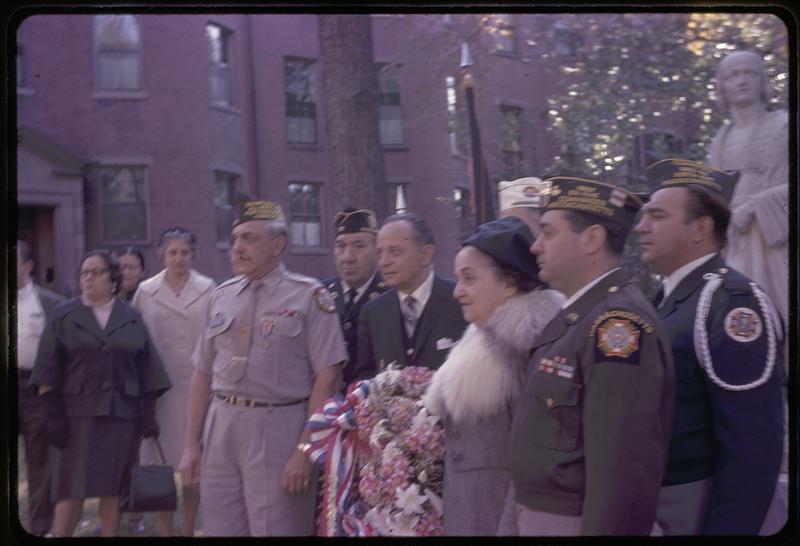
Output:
[693, 273, 776, 391]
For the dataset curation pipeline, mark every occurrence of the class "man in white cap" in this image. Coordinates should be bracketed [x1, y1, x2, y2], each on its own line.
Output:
[497, 177, 548, 238]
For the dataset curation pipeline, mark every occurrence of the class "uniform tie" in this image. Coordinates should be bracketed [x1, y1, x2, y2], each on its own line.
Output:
[344, 288, 358, 314]
[402, 295, 419, 338]
[233, 280, 263, 360]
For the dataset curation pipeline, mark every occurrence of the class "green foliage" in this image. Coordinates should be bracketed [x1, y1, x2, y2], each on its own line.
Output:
[544, 13, 788, 180]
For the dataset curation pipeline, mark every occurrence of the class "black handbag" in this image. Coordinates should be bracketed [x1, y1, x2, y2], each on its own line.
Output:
[121, 438, 177, 512]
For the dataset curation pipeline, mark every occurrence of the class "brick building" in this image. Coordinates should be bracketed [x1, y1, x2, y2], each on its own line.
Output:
[15, 13, 696, 295]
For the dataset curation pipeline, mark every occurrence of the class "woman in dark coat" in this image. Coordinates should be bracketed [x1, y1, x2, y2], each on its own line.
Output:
[29, 249, 171, 537]
[422, 217, 563, 535]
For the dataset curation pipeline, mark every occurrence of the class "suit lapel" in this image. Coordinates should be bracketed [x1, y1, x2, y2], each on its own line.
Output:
[383, 291, 407, 367]
[350, 274, 382, 321]
[105, 299, 135, 336]
[71, 302, 110, 344]
[412, 277, 447, 360]
[658, 254, 724, 319]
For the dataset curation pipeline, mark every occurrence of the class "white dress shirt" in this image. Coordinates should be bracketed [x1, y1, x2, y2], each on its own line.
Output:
[397, 269, 435, 311]
[660, 253, 716, 303]
[341, 271, 377, 305]
[17, 282, 45, 370]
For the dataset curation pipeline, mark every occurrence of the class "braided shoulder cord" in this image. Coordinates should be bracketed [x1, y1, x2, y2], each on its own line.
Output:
[693, 273, 777, 391]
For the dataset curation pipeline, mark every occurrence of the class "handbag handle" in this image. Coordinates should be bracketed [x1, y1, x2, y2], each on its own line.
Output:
[139, 437, 168, 465]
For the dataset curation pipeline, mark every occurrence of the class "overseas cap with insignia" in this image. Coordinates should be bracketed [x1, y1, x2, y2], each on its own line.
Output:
[233, 200, 286, 226]
[498, 177, 548, 211]
[334, 207, 379, 235]
[462, 216, 541, 286]
[646, 158, 739, 203]
[541, 176, 643, 229]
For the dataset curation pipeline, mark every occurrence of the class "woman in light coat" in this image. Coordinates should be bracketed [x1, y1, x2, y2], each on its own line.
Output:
[423, 217, 563, 536]
[132, 227, 216, 536]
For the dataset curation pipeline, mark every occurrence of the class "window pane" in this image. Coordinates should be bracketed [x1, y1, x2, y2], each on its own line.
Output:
[288, 183, 321, 246]
[214, 172, 239, 243]
[100, 167, 146, 242]
[285, 59, 316, 144]
[379, 105, 404, 145]
[95, 15, 140, 51]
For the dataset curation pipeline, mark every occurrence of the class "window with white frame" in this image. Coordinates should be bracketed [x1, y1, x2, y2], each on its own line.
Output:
[99, 166, 148, 242]
[288, 182, 321, 246]
[377, 64, 404, 146]
[284, 58, 317, 144]
[213, 171, 241, 244]
[94, 15, 141, 92]
[207, 23, 234, 106]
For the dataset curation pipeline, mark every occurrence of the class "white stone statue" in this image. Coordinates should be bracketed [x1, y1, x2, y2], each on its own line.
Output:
[707, 50, 788, 327]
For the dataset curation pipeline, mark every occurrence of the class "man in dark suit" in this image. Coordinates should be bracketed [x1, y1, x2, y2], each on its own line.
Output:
[322, 207, 388, 386]
[355, 212, 467, 379]
[16, 240, 63, 535]
[635, 159, 784, 535]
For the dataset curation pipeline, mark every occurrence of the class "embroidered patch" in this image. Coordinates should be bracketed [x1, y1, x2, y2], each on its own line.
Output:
[609, 188, 627, 208]
[590, 310, 653, 336]
[593, 315, 643, 366]
[314, 287, 337, 314]
[724, 307, 762, 343]
[537, 356, 575, 379]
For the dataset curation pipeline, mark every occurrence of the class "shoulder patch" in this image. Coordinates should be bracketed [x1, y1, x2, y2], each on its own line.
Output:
[314, 286, 337, 314]
[590, 310, 651, 365]
[724, 307, 763, 343]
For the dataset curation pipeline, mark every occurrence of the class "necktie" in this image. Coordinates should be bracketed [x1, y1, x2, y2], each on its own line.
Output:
[402, 295, 418, 338]
[233, 280, 263, 360]
[344, 288, 357, 314]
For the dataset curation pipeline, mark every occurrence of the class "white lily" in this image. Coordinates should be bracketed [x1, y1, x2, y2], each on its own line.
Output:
[388, 513, 419, 536]
[395, 483, 427, 515]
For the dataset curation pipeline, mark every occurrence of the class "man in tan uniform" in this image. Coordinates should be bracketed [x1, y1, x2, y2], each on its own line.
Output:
[178, 201, 347, 536]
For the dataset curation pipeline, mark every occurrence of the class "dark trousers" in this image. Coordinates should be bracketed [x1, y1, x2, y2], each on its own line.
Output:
[18, 370, 54, 536]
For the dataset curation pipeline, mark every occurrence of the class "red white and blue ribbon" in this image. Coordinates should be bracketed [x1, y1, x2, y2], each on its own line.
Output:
[306, 380, 372, 536]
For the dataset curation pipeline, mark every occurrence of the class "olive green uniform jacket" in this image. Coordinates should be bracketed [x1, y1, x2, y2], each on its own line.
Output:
[509, 269, 675, 535]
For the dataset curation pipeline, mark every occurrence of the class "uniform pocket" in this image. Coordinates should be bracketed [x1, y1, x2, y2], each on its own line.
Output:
[274, 315, 301, 337]
[529, 378, 582, 452]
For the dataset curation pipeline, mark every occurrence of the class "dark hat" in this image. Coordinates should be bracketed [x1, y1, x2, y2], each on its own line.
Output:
[233, 200, 286, 226]
[541, 176, 643, 229]
[334, 207, 379, 235]
[645, 158, 739, 203]
[463, 216, 540, 285]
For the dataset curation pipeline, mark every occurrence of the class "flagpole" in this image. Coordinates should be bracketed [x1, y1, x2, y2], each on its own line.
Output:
[460, 43, 493, 225]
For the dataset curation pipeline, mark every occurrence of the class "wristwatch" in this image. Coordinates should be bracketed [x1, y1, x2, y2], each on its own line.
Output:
[296, 442, 312, 456]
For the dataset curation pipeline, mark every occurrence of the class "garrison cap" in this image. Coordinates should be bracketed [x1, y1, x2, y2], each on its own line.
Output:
[233, 200, 286, 226]
[646, 158, 739, 203]
[463, 216, 540, 286]
[541, 176, 643, 229]
[334, 207, 379, 235]
[498, 177, 548, 211]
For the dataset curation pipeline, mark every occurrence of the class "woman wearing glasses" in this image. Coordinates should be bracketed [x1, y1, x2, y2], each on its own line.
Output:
[29, 249, 171, 537]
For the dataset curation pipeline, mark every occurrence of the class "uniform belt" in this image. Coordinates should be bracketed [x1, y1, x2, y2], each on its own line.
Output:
[213, 392, 307, 408]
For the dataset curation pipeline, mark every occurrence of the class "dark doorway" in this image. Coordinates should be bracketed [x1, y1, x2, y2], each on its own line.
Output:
[18, 206, 57, 292]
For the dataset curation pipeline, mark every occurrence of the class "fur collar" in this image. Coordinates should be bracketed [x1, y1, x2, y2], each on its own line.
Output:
[422, 288, 564, 425]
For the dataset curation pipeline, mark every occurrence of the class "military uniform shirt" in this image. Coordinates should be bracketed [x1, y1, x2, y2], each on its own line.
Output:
[193, 263, 348, 402]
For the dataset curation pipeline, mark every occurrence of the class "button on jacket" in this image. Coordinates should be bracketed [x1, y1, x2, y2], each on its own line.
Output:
[509, 269, 675, 535]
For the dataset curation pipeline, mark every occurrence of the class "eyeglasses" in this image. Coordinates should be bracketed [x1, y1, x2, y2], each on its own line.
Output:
[79, 268, 110, 279]
[120, 265, 142, 272]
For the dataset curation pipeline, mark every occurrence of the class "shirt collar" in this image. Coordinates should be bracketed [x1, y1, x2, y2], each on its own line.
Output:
[18, 281, 35, 299]
[341, 271, 377, 302]
[398, 269, 435, 310]
[662, 253, 717, 302]
[561, 267, 620, 309]
[237, 262, 286, 294]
